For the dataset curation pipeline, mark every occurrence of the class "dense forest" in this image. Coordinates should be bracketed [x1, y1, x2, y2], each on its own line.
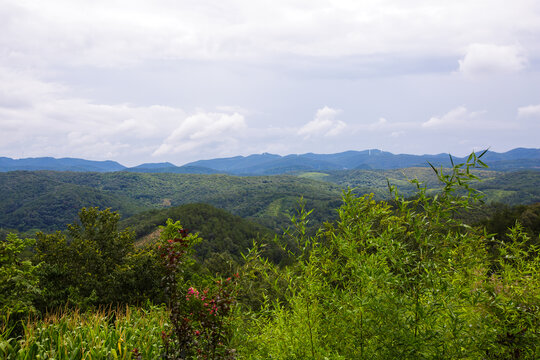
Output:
[1, 167, 539, 235]
[1, 153, 540, 358]
[0, 171, 343, 233]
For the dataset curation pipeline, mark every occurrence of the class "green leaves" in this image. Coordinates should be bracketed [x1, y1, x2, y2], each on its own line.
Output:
[237, 151, 540, 359]
[34, 207, 163, 309]
[0, 233, 40, 334]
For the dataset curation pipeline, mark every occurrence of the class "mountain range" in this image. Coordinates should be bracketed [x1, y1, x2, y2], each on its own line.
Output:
[1, 148, 539, 174]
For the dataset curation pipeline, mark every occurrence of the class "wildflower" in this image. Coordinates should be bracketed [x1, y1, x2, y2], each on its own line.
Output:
[187, 287, 198, 296]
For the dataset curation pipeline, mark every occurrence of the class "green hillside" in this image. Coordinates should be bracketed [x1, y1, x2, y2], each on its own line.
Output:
[298, 168, 539, 204]
[120, 203, 282, 264]
[0, 171, 144, 232]
[1, 168, 539, 233]
[475, 170, 540, 204]
[0, 171, 343, 232]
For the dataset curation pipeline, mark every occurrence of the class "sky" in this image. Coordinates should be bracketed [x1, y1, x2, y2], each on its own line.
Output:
[1, 0, 539, 166]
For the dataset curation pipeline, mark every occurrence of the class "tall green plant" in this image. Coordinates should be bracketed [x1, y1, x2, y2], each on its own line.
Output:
[236, 151, 539, 359]
[0, 233, 40, 335]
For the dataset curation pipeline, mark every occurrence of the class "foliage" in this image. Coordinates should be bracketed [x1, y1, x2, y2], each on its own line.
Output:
[1, 151, 540, 358]
[478, 202, 540, 249]
[0, 306, 167, 359]
[158, 219, 238, 359]
[34, 207, 164, 310]
[0, 233, 41, 335]
[0, 171, 342, 232]
[121, 203, 279, 265]
[234, 151, 540, 359]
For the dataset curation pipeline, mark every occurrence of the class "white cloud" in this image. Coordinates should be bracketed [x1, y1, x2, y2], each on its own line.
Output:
[1, 1, 539, 163]
[422, 106, 486, 128]
[0, 67, 253, 164]
[369, 117, 388, 130]
[153, 111, 247, 156]
[458, 44, 528, 76]
[298, 106, 346, 138]
[1, 1, 539, 68]
[518, 104, 540, 117]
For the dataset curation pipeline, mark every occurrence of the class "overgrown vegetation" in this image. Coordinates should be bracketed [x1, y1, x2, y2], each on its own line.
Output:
[1, 152, 539, 358]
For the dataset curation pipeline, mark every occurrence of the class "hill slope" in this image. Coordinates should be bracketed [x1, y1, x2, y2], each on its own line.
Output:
[121, 203, 279, 263]
[0, 171, 343, 232]
[0, 171, 145, 231]
[2, 166, 539, 233]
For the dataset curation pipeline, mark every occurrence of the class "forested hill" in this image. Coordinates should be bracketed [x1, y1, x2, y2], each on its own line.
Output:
[0, 171, 342, 232]
[1, 168, 539, 235]
[2, 168, 540, 233]
[120, 203, 281, 264]
[302, 168, 540, 204]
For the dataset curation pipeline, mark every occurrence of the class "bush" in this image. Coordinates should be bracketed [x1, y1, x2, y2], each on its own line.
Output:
[158, 219, 239, 359]
[0, 233, 40, 335]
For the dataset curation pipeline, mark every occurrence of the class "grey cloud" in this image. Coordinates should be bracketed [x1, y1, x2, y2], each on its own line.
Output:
[2, 1, 540, 69]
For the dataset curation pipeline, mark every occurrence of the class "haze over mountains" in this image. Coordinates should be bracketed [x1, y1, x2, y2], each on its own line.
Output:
[1, 148, 539, 174]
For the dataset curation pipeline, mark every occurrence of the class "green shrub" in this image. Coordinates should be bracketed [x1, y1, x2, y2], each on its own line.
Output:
[0, 233, 40, 335]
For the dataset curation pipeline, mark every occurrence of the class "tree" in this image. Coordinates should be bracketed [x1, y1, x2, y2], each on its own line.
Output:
[0, 233, 40, 334]
[35, 207, 163, 309]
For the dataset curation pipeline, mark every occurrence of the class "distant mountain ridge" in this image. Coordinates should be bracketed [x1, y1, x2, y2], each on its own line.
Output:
[185, 148, 540, 174]
[1, 148, 539, 174]
[0, 157, 125, 172]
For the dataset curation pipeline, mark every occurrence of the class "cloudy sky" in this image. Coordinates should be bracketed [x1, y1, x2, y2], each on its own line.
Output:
[1, 0, 539, 166]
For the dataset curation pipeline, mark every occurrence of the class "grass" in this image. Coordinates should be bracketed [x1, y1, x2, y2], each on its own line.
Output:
[297, 172, 330, 181]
